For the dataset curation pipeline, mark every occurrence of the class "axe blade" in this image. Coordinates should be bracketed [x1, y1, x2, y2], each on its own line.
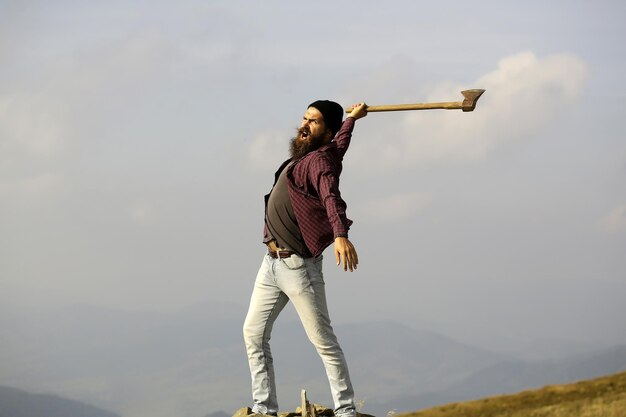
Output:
[461, 89, 486, 112]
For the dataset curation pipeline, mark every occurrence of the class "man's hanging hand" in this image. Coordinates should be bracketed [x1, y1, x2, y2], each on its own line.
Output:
[334, 236, 359, 272]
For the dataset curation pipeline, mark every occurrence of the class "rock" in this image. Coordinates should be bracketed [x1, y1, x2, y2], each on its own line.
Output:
[233, 389, 376, 417]
[232, 406, 286, 417]
[232, 407, 252, 417]
[294, 404, 334, 416]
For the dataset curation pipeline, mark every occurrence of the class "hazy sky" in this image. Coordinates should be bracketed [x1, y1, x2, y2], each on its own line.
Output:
[1, 1, 625, 346]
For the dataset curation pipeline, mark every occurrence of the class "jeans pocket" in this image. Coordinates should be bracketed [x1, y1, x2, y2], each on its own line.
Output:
[280, 255, 306, 270]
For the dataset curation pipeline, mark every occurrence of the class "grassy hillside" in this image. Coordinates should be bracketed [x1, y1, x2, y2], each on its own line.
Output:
[397, 370, 626, 417]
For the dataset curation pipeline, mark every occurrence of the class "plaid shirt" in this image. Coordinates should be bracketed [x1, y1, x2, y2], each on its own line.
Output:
[264, 117, 355, 257]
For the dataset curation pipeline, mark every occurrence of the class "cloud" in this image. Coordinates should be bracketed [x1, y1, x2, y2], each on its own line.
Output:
[355, 192, 432, 225]
[245, 129, 292, 171]
[0, 93, 69, 201]
[0, 27, 184, 200]
[351, 51, 588, 170]
[129, 201, 155, 224]
[0, 93, 68, 158]
[18, 172, 62, 195]
[0, 172, 63, 201]
[600, 204, 626, 233]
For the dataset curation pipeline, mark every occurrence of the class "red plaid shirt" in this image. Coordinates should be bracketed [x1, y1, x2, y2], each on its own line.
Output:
[264, 117, 355, 257]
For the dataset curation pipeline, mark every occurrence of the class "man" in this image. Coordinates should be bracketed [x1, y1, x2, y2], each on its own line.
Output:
[243, 100, 368, 417]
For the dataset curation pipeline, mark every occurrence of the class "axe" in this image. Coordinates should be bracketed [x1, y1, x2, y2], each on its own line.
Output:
[345, 89, 486, 113]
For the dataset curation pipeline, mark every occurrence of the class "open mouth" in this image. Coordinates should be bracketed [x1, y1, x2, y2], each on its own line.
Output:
[300, 129, 310, 140]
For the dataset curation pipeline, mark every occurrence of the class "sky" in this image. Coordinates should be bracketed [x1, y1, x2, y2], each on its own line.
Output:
[1, 0, 625, 348]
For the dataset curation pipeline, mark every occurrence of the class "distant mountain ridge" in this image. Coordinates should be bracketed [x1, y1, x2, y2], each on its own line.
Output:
[0, 385, 121, 417]
[2, 303, 626, 417]
[370, 344, 626, 416]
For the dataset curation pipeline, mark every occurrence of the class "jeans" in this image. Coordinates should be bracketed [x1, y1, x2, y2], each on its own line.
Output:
[243, 253, 355, 416]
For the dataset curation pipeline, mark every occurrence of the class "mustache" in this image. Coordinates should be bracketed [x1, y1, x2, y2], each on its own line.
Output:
[290, 127, 325, 159]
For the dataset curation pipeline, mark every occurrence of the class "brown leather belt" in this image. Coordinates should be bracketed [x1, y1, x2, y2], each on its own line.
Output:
[267, 240, 295, 259]
[268, 249, 295, 259]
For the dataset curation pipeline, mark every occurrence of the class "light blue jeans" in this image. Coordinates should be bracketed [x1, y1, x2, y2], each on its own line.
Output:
[243, 253, 355, 416]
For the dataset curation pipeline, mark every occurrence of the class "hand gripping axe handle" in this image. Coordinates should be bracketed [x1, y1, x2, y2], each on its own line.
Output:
[345, 89, 486, 113]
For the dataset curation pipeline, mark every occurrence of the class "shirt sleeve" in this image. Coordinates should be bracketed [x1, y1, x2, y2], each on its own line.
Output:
[333, 117, 355, 159]
[309, 155, 351, 238]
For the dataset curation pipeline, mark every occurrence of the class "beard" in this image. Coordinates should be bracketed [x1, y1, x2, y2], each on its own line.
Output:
[289, 127, 328, 160]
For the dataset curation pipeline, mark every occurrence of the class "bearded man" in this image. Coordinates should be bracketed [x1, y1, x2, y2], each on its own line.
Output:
[243, 100, 368, 417]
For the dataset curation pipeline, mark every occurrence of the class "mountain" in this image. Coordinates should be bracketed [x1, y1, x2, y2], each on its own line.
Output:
[0, 385, 121, 417]
[370, 344, 626, 416]
[398, 370, 626, 417]
[332, 321, 510, 397]
[2, 302, 626, 417]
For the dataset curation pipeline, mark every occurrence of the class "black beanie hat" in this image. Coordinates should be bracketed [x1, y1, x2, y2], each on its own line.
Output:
[308, 100, 344, 136]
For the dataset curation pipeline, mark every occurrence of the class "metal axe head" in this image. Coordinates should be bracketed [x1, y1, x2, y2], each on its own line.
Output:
[461, 89, 486, 112]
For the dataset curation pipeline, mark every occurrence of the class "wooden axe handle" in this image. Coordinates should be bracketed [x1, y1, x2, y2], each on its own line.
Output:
[344, 89, 486, 113]
[358, 102, 463, 112]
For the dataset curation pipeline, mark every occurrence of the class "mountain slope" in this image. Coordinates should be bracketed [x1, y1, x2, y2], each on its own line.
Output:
[0, 386, 121, 417]
[370, 345, 626, 415]
[397, 370, 626, 417]
[3, 303, 626, 417]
